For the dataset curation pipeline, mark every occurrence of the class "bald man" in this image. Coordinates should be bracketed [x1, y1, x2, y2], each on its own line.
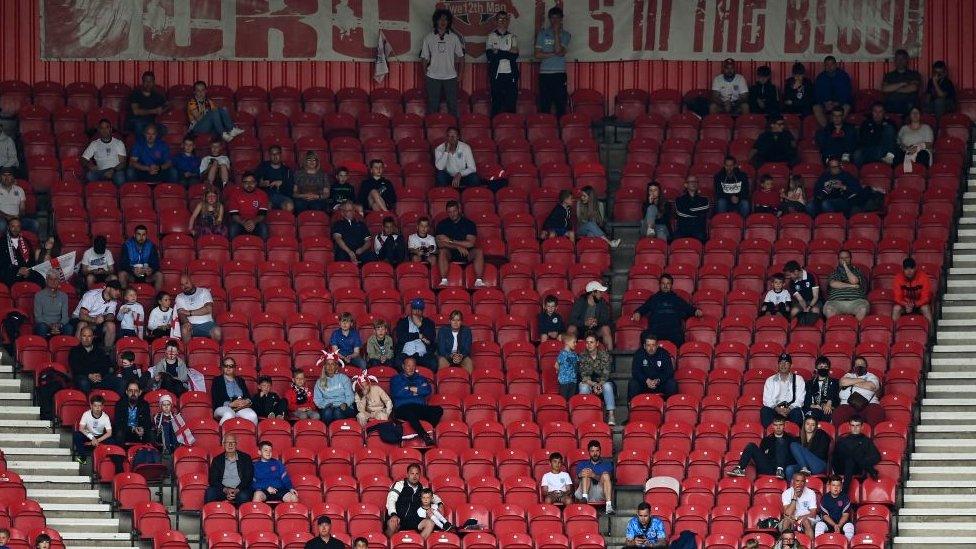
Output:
[174, 275, 220, 342]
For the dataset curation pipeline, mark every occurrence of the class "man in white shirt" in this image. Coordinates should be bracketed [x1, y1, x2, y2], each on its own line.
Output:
[80, 235, 116, 288]
[0, 168, 35, 234]
[761, 353, 806, 427]
[0, 128, 19, 174]
[73, 394, 113, 464]
[420, 9, 465, 116]
[832, 355, 886, 426]
[434, 128, 479, 189]
[174, 274, 221, 343]
[73, 281, 122, 349]
[711, 58, 750, 115]
[780, 472, 819, 539]
[82, 119, 127, 186]
[486, 11, 519, 116]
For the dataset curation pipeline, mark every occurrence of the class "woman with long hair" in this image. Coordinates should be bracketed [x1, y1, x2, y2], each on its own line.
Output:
[786, 415, 831, 479]
[640, 181, 672, 240]
[576, 186, 620, 247]
[313, 348, 355, 424]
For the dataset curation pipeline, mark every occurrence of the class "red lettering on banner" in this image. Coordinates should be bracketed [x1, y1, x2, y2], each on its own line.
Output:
[658, 0, 672, 51]
[235, 0, 318, 58]
[588, 0, 614, 53]
[813, 0, 832, 54]
[693, 0, 707, 52]
[634, 0, 646, 50]
[740, 0, 766, 53]
[143, 0, 223, 58]
[784, 0, 810, 54]
[332, 0, 411, 60]
[710, 0, 739, 53]
[900, 0, 923, 51]
[634, 0, 672, 52]
[836, 0, 863, 55]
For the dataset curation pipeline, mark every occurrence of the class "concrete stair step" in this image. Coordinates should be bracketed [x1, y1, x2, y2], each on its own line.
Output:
[900, 466, 976, 480]
[0, 433, 62, 447]
[898, 507, 976, 520]
[57, 532, 133, 547]
[28, 488, 102, 504]
[893, 537, 976, 548]
[0, 419, 54, 433]
[39, 502, 113, 518]
[0, 406, 41, 420]
[0, 379, 25, 391]
[0, 393, 33, 406]
[914, 439, 976, 450]
[896, 521, 976, 536]
[915, 425, 976, 439]
[919, 411, 976, 423]
[21, 474, 94, 489]
[46, 517, 120, 534]
[3, 460, 79, 475]
[0, 446, 71, 460]
[903, 494, 976, 507]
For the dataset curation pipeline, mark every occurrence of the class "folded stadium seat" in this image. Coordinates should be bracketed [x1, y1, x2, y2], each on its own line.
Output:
[458, 113, 492, 141]
[804, 236, 842, 266]
[700, 114, 733, 142]
[613, 89, 650, 124]
[617, 160, 655, 193]
[666, 237, 702, 266]
[62, 81, 100, 115]
[21, 130, 55, 158]
[691, 136, 726, 166]
[664, 112, 700, 142]
[570, 89, 605, 121]
[15, 105, 55, 140]
[466, 475, 504, 509]
[627, 136, 662, 166]
[879, 213, 916, 241]
[743, 213, 779, 244]
[491, 112, 525, 141]
[770, 238, 806, 271]
[656, 137, 695, 167]
[631, 239, 667, 269]
[524, 113, 558, 143]
[708, 212, 745, 242]
[554, 114, 589, 144]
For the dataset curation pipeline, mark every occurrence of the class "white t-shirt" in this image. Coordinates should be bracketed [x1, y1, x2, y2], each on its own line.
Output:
[82, 138, 127, 170]
[79, 410, 112, 438]
[540, 471, 573, 493]
[781, 487, 819, 520]
[840, 372, 881, 404]
[450, 330, 459, 353]
[711, 73, 749, 103]
[763, 289, 792, 306]
[486, 31, 518, 74]
[117, 302, 145, 334]
[73, 288, 119, 319]
[148, 306, 175, 331]
[199, 155, 230, 174]
[408, 233, 436, 253]
[81, 248, 115, 271]
[0, 184, 26, 217]
[174, 288, 215, 325]
[420, 32, 464, 80]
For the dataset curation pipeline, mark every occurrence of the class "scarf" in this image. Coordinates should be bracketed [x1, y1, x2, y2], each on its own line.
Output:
[7, 233, 28, 267]
[154, 411, 195, 448]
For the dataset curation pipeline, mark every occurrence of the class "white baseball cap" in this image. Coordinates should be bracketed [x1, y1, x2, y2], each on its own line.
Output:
[585, 281, 609, 293]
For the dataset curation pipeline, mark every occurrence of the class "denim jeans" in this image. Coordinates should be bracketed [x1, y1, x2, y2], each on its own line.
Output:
[319, 405, 355, 424]
[191, 108, 234, 136]
[641, 205, 670, 240]
[578, 381, 616, 410]
[34, 322, 69, 338]
[785, 442, 828, 479]
[87, 168, 126, 186]
[577, 221, 607, 238]
[435, 170, 480, 189]
[715, 197, 751, 217]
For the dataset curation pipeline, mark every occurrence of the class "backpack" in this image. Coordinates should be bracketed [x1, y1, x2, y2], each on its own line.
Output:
[132, 447, 162, 467]
[36, 367, 72, 420]
[366, 420, 405, 444]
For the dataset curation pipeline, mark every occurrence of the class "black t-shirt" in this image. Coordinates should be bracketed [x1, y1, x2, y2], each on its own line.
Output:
[304, 537, 345, 549]
[331, 218, 370, 250]
[537, 311, 565, 335]
[255, 162, 294, 196]
[128, 89, 167, 117]
[358, 176, 397, 210]
[436, 216, 477, 242]
[331, 182, 355, 205]
[789, 270, 819, 303]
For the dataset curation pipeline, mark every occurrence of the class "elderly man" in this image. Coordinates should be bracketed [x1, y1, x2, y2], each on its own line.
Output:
[574, 440, 615, 514]
[761, 353, 806, 427]
[205, 435, 254, 506]
[72, 281, 122, 349]
[68, 327, 117, 394]
[174, 275, 221, 342]
[824, 250, 870, 320]
[34, 272, 69, 338]
[331, 201, 373, 263]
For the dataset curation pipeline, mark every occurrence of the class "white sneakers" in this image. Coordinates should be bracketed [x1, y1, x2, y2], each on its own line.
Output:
[609, 238, 621, 248]
[222, 127, 246, 142]
[441, 278, 487, 287]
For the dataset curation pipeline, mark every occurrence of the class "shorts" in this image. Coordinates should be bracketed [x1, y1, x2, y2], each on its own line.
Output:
[448, 249, 470, 263]
[825, 299, 869, 315]
[259, 488, 285, 501]
[190, 321, 216, 337]
[574, 483, 605, 502]
[120, 328, 138, 337]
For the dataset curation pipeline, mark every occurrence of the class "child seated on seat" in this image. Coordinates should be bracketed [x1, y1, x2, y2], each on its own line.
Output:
[759, 273, 792, 318]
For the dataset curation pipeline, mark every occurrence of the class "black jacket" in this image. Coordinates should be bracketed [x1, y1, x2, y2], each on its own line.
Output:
[635, 291, 696, 335]
[112, 399, 153, 443]
[804, 376, 841, 409]
[797, 429, 832, 462]
[857, 117, 896, 148]
[783, 76, 815, 115]
[713, 168, 750, 201]
[394, 316, 436, 357]
[748, 81, 780, 114]
[374, 234, 406, 266]
[759, 433, 800, 467]
[568, 295, 611, 331]
[486, 31, 520, 84]
[631, 347, 675, 387]
[674, 192, 709, 234]
[0, 235, 38, 286]
[211, 376, 251, 411]
[252, 391, 286, 418]
[543, 204, 576, 233]
[69, 345, 113, 379]
[207, 451, 254, 491]
[833, 434, 881, 472]
[754, 130, 798, 164]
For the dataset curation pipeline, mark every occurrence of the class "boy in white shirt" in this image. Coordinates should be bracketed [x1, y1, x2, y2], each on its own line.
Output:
[408, 216, 438, 265]
[540, 452, 573, 505]
[81, 235, 115, 288]
[759, 273, 792, 318]
[117, 288, 145, 339]
[199, 139, 231, 188]
[73, 394, 113, 463]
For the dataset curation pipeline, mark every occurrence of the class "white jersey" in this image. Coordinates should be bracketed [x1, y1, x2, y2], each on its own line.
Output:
[174, 288, 214, 325]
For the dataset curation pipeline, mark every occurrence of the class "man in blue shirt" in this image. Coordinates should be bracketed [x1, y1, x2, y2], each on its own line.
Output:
[625, 502, 667, 548]
[535, 6, 571, 117]
[127, 124, 177, 183]
[252, 441, 298, 503]
[574, 440, 615, 514]
[813, 56, 853, 127]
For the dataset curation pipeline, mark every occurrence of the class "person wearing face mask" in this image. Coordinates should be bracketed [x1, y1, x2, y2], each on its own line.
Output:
[112, 381, 152, 445]
[803, 356, 840, 422]
[833, 356, 885, 426]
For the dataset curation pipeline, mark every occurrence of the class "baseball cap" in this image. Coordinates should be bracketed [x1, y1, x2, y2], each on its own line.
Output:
[410, 298, 426, 310]
[585, 281, 609, 293]
[778, 353, 792, 363]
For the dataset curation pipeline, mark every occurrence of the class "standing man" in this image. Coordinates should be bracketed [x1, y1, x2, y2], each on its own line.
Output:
[127, 71, 167, 136]
[486, 11, 519, 116]
[420, 9, 465, 117]
[535, 6, 570, 118]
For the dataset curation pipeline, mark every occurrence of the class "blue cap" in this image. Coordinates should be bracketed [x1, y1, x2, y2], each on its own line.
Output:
[410, 298, 426, 310]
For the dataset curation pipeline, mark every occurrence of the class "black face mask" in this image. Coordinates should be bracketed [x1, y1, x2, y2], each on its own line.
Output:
[854, 366, 868, 376]
[183, 288, 194, 296]
[817, 368, 830, 377]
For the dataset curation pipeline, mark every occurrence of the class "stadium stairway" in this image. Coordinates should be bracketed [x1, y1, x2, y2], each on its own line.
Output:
[0, 352, 137, 548]
[893, 140, 976, 547]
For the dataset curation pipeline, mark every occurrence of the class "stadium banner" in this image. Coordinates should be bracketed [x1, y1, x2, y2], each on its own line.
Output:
[39, 0, 924, 62]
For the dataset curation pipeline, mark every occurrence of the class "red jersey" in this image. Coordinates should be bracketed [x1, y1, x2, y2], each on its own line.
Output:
[226, 186, 269, 220]
[893, 270, 932, 307]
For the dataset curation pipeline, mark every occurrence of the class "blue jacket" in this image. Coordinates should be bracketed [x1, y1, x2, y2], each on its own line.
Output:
[436, 325, 472, 358]
[390, 371, 433, 408]
[252, 458, 293, 492]
[814, 69, 853, 106]
[313, 373, 354, 409]
[120, 237, 160, 272]
[626, 515, 667, 545]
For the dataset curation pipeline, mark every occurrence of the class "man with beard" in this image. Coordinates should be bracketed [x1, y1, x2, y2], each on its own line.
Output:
[174, 275, 221, 343]
[631, 274, 702, 348]
[112, 381, 152, 445]
[0, 218, 42, 287]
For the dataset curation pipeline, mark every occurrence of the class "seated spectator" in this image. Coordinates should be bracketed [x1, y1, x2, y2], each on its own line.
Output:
[0, 128, 19, 176]
[34, 534, 53, 549]
[175, 275, 221, 342]
[391, 358, 443, 445]
[631, 274, 702, 348]
[188, 188, 227, 237]
[713, 156, 751, 217]
[813, 157, 862, 216]
[710, 58, 750, 114]
[331, 201, 373, 263]
[394, 299, 437, 370]
[72, 283, 122, 351]
[127, 71, 167, 136]
[752, 115, 797, 166]
[853, 103, 898, 166]
[897, 107, 934, 169]
[173, 137, 202, 187]
[832, 418, 881, 489]
[112, 381, 152, 445]
[252, 376, 286, 419]
[353, 371, 392, 426]
[0, 167, 37, 234]
[539, 294, 566, 342]
[307, 515, 344, 549]
[759, 273, 792, 318]
[255, 145, 295, 211]
[292, 151, 330, 213]
[578, 335, 615, 425]
[541, 452, 574, 505]
[782, 62, 815, 116]
[34, 235, 60, 269]
[117, 350, 151, 393]
[82, 119, 127, 186]
[574, 440, 615, 514]
[435, 201, 486, 287]
[568, 280, 613, 350]
[373, 216, 407, 266]
[813, 56, 853, 127]
[923, 60, 956, 117]
[674, 176, 709, 241]
[749, 66, 779, 115]
[727, 416, 798, 479]
[127, 124, 177, 183]
[81, 236, 116, 288]
[211, 358, 258, 425]
[365, 319, 395, 367]
[779, 175, 814, 216]
[73, 394, 112, 464]
[881, 49, 922, 115]
[815, 110, 858, 163]
[385, 463, 440, 537]
[149, 339, 190, 395]
[624, 502, 667, 548]
[555, 334, 579, 400]
[407, 216, 437, 265]
[761, 353, 806, 427]
[199, 139, 231, 188]
[152, 394, 194, 453]
[329, 312, 366, 369]
[226, 172, 270, 240]
[893, 257, 933, 327]
[284, 369, 318, 421]
[434, 128, 480, 189]
[784, 261, 821, 318]
[252, 441, 298, 503]
[146, 292, 178, 341]
[359, 159, 397, 212]
[436, 310, 473, 373]
[205, 435, 253, 505]
[788, 414, 831, 479]
[780, 472, 818, 539]
[834, 356, 885, 426]
[804, 356, 840, 422]
[187, 81, 245, 141]
[0, 218, 43, 287]
[823, 250, 869, 320]
[118, 224, 163, 290]
[314, 349, 355, 424]
[628, 335, 677, 401]
[329, 166, 357, 211]
[640, 182, 672, 241]
[541, 189, 576, 241]
[576, 185, 620, 247]
[116, 288, 145, 339]
[416, 488, 453, 539]
[816, 475, 856, 540]
[33, 272, 69, 338]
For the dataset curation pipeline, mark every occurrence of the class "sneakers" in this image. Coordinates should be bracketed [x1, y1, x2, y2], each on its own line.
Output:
[883, 152, 896, 164]
[473, 278, 486, 288]
[775, 467, 785, 479]
[75, 456, 88, 465]
[580, 492, 588, 502]
[609, 238, 621, 248]
[606, 411, 616, 426]
[221, 131, 233, 142]
[439, 278, 449, 287]
[228, 127, 245, 140]
[605, 501, 614, 515]
[726, 466, 746, 477]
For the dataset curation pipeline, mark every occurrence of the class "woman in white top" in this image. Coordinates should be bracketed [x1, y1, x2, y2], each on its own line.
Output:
[897, 107, 934, 168]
